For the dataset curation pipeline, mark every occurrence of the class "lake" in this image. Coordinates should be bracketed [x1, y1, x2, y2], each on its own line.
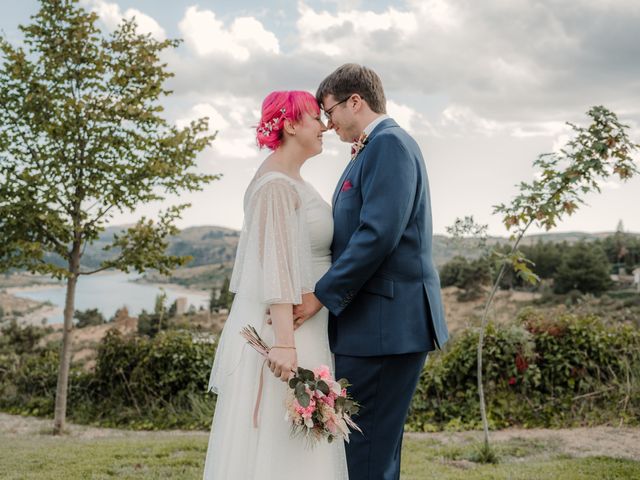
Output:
[8, 272, 209, 324]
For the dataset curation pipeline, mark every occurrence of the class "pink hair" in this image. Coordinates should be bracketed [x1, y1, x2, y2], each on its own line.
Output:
[256, 91, 320, 150]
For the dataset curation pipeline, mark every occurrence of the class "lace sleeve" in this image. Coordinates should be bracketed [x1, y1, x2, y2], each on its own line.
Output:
[230, 177, 314, 305]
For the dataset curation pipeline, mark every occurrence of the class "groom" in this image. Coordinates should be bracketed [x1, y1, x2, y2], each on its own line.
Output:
[293, 64, 449, 480]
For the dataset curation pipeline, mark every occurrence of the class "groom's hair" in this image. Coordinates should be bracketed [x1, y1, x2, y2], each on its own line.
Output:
[316, 64, 387, 114]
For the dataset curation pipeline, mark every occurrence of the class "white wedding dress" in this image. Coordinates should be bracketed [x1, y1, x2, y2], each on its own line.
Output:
[203, 172, 349, 479]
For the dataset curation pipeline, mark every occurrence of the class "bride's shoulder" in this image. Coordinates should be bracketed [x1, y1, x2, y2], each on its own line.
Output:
[250, 171, 305, 194]
[246, 171, 306, 206]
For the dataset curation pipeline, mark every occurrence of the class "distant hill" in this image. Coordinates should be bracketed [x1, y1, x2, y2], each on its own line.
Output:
[163, 226, 240, 267]
[38, 225, 638, 289]
[41, 225, 241, 271]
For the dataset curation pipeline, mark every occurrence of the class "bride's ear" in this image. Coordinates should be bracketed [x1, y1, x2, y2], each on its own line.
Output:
[283, 119, 296, 137]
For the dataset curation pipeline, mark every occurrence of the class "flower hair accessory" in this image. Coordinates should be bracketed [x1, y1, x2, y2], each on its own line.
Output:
[258, 108, 287, 137]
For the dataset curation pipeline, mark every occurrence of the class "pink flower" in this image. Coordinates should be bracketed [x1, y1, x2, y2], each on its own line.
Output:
[325, 419, 338, 434]
[294, 398, 317, 419]
[321, 395, 335, 408]
[508, 376, 517, 385]
[314, 365, 331, 380]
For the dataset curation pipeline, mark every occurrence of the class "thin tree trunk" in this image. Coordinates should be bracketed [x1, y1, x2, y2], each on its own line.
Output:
[477, 224, 531, 449]
[477, 262, 507, 448]
[53, 246, 80, 435]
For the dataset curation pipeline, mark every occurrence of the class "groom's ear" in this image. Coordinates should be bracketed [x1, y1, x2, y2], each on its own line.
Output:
[350, 94, 364, 113]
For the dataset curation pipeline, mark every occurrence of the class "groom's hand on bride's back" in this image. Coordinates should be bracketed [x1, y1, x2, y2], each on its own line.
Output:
[292, 293, 323, 330]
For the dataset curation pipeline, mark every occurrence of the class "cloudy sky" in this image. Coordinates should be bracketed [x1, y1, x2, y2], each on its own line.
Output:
[3, 0, 639, 235]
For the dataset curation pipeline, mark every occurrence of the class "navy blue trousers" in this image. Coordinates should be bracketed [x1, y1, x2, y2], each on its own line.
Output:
[335, 351, 428, 480]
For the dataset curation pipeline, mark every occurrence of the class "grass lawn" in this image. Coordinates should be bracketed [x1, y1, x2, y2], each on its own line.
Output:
[1, 431, 639, 479]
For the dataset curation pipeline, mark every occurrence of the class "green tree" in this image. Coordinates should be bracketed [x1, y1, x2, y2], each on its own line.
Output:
[136, 309, 153, 337]
[439, 256, 468, 287]
[553, 242, 612, 295]
[599, 223, 640, 271]
[208, 284, 218, 313]
[439, 255, 491, 300]
[137, 292, 169, 337]
[217, 276, 233, 310]
[0, 319, 49, 355]
[0, 0, 218, 434]
[73, 308, 105, 328]
[494, 241, 567, 290]
[449, 106, 638, 458]
[209, 276, 233, 312]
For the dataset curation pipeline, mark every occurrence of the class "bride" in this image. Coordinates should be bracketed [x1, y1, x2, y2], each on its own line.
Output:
[203, 91, 349, 479]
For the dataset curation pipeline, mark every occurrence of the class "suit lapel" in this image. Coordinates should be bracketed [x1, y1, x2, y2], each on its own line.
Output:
[331, 118, 399, 214]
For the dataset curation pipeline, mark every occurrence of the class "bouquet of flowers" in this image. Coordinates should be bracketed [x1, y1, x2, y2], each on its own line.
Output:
[240, 325, 362, 445]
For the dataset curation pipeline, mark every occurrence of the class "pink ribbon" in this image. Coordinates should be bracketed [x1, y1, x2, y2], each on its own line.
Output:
[253, 358, 268, 428]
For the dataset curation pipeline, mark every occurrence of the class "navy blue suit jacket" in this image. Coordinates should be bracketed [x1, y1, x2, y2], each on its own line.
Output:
[315, 118, 449, 356]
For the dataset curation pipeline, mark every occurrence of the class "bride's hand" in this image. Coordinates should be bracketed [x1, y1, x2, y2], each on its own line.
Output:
[267, 347, 297, 382]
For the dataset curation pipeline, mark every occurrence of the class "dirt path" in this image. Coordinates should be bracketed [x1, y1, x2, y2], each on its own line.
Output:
[406, 427, 640, 461]
[2, 412, 638, 461]
[0, 413, 207, 439]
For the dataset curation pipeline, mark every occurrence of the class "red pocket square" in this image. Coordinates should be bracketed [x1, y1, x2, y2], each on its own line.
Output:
[341, 180, 353, 192]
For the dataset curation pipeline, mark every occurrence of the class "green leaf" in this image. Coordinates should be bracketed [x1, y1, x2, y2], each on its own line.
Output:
[299, 368, 314, 382]
[288, 377, 300, 389]
[316, 380, 330, 396]
[297, 392, 310, 408]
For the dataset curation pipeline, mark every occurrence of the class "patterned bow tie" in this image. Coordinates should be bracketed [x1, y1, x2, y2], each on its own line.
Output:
[350, 132, 368, 160]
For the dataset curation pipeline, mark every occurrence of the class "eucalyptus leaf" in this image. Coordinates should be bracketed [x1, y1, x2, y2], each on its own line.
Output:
[316, 380, 330, 395]
[298, 392, 310, 408]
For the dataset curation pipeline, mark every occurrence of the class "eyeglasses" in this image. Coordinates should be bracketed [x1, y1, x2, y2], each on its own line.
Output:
[323, 96, 350, 122]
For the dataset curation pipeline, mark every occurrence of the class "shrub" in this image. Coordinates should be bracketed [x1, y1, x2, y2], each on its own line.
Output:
[81, 328, 216, 429]
[74, 308, 106, 328]
[439, 255, 492, 300]
[407, 308, 640, 430]
[0, 320, 51, 355]
[553, 242, 613, 295]
[0, 325, 217, 430]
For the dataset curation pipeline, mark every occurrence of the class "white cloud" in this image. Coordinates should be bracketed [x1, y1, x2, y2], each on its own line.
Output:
[599, 180, 622, 190]
[176, 96, 261, 161]
[440, 105, 501, 136]
[387, 100, 435, 135]
[126, 8, 165, 39]
[511, 122, 569, 139]
[408, 0, 461, 30]
[176, 103, 229, 133]
[296, 2, 417, 56]
[551, 132, 571, 154]
[387, 101, 415, 133]
[81, 0, 165, 39]
[178, 6, 279, 61]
